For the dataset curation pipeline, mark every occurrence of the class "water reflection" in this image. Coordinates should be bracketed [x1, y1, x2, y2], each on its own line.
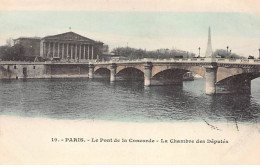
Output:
[0, 78, 260, 123]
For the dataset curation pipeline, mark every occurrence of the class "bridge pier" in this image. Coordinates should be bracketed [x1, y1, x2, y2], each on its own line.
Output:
[144, 62, 153, 86]
[205, 66, 217, 95]
[110, 63, 117, 82]
[88, 64, 94, 79]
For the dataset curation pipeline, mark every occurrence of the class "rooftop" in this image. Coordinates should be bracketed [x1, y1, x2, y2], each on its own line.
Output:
[13, 37, 41, 41]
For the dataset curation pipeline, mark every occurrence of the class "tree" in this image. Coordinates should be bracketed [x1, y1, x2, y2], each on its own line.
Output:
[212, 49, 243, 59]
[111, 47, 194, 59]
[0, 44, 25, 61]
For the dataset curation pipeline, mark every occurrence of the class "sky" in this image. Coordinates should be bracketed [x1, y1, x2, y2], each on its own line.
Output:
[0, 11, 260, 57]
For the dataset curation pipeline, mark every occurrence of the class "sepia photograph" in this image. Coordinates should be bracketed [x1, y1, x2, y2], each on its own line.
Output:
[0, 0, 260, 165]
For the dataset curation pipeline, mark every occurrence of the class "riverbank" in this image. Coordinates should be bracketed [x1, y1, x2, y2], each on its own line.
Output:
[0, 115, 259, 164]
[0, 63, 89, 79]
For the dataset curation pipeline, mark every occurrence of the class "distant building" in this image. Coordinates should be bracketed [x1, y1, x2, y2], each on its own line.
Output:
[14, 32, 104, 61]
[102, 44, 109, 54]
[158, 48, 170, 54]
[13, 37, 41, 57]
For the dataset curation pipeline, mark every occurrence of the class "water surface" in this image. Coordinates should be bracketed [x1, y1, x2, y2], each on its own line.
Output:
[0, 78, 260, 123]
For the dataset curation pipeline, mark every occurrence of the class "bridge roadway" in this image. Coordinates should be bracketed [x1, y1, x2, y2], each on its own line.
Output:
[1, 58, 260, 94]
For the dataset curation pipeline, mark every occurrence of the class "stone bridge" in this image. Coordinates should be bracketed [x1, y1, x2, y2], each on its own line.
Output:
[89, 58, 260, 94]
[1, 58, 260, 94]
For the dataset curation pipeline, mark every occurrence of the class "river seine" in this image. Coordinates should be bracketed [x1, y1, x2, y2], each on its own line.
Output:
[0, 78, 260, 123]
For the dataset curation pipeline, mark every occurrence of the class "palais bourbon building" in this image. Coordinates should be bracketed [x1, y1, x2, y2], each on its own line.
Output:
[15, 31, 104, 61]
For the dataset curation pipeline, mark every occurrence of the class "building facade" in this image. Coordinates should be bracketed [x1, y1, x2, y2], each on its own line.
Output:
[13, 37, 41, 57]
[40, 32, 103, 61]
[14, 32, 104, 61]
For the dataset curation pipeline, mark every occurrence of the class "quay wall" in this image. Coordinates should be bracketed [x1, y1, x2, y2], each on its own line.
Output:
[45, 64, 89, 78]
[0, 63, 89, 79]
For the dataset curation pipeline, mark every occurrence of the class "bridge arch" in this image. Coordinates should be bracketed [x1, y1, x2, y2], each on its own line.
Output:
[94, 67, 110, 74]
[215, 72, 260, 94]
[152, 68, 187, 79]
[116, 67, 144, 80]
[217, 72, 260, 84]
[94, 65, 110, 73]
[216, 67, 260, 83]
[116, 65, 144, 75]
[152, 65, 205, 78]
[93, 66, 111, 77]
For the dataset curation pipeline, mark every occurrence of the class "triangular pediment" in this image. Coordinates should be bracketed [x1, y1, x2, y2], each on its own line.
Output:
[43, 32, 95, 42]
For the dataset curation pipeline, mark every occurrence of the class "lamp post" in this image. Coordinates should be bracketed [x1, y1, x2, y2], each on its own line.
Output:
[198, 47, 200, 57]
[259, 48, 260, 59]
[226, 46, 229, 55]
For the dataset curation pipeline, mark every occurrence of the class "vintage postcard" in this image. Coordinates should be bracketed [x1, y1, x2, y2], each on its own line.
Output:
[0, 0, 260, 165]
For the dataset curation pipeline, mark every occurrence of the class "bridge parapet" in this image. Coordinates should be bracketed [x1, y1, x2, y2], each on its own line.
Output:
[1, 58, 260, 66]
[91, 58, 260, 66]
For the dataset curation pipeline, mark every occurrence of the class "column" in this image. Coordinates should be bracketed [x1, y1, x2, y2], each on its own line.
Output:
[71, 44, 73, 59]
[53, 42, 55, 58]
[62, 43, 64, 59]
[43, 42, 45, 57]
[44, 42, 47, 57]
[79, 45, 81, 59]
[88, 45, 90, 60]
[41, 42, 44, 57]
[144, 62, 153, 86]
[48, 42, 51, 58]
[88, 64, 94, 79]
[41, 42, 45, 57]
[57, 43, 60, 58]
[110, 63, 117, 82]
[92, 45, 94, 60]
[66, 43, 69, 59]
[75, 44, 77, 60]
[205, 66, 217, 94]
[83, 45, 86, 59]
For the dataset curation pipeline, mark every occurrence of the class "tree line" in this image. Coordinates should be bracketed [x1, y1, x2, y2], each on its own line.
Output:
[111, 47, 244, 59]
[0, 44, 26, 61]
[212, 49, 244, 59]
[0, 43, 41, 61]
[111, 47, 195, 59]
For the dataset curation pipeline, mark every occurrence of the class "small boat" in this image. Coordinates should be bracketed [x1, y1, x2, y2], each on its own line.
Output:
[183, 72, 194, 81]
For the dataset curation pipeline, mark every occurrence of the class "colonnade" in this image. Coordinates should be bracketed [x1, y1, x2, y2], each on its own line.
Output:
[42, 42, 94, 60]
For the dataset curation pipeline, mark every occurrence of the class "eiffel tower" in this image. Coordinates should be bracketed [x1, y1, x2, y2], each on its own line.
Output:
[205, 26, 213, 57]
